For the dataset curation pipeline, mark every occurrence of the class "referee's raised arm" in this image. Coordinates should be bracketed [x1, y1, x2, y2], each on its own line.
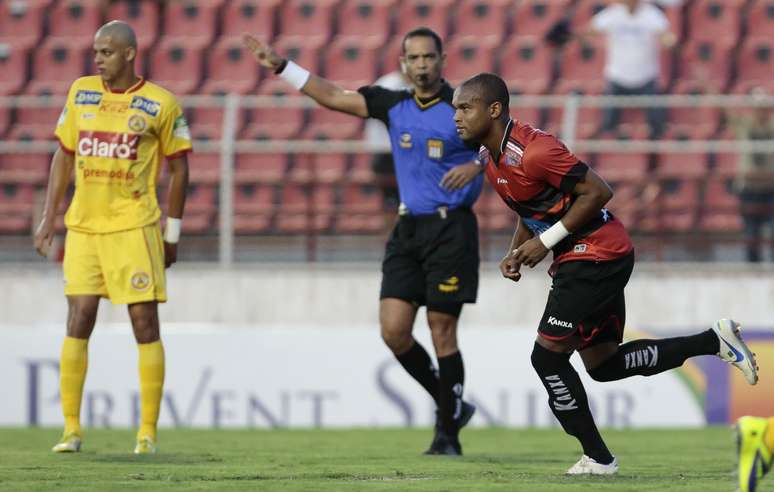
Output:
[242, 33, 369, 118]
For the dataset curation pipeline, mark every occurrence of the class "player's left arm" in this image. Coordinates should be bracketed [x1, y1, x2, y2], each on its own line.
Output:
[163, 154, 189, 268]
[513, 141, 613, 268]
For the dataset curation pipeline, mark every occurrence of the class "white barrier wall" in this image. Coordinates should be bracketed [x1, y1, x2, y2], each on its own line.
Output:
[2, 263, 774, 332]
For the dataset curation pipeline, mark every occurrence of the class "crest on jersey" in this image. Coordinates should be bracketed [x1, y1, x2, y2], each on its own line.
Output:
[504, 141, 524, 167]
[128, 114, 147, 133]
[427, 139, 443, 160]
[130, 272, 151, 291]
[399, 132, 413, 148]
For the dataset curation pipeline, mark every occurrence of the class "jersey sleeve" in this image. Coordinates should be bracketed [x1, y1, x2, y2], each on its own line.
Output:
[590, 8, 614, 32]
[158, 96, 193, 158]
[356, 85, 406, 126]
[54, 82, 79, 154]
[649, 7, 669, 33]
[522, 135, 588, 194]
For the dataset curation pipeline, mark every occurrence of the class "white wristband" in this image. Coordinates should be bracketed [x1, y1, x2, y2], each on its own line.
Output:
[164, 217, 182, 244]
[279, 60, 311, 90]
[538, 220, 570, 249]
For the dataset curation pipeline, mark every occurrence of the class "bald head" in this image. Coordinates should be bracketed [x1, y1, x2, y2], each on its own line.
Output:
[95, 20, 137, 49]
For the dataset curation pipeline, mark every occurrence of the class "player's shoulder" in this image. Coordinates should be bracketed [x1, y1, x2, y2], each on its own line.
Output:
[67, 75, 103, 96]
[140, 79, 181, 104]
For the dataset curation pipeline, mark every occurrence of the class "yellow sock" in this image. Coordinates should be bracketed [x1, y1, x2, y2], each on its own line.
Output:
[60, 336, 88, 435]
[766, 418, 774, 453]
[137, 340, 165, 440]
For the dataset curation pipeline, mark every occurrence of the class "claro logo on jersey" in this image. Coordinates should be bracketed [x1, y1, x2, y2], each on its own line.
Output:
[77, 131, 139, 160]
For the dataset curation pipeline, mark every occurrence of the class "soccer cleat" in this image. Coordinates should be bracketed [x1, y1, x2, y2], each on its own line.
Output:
[736, 416, 772, 492]
[566, 454, 619, 475]
[712, 318, 759, 385]
[52, 432, 82, 453]
[424, 400, 476, 456]
[133, 436, 157, 454]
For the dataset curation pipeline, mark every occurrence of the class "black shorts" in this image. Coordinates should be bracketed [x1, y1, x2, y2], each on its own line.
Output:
[538, 252, 634, 350]
[380, 207, 479, 315]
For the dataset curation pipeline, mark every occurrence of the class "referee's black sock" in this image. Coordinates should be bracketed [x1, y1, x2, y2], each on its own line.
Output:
[396, 340, 439, 404]
[587, 329, 719, 382]
[531, 343, 613, 465]
[438, 351, 465, 434]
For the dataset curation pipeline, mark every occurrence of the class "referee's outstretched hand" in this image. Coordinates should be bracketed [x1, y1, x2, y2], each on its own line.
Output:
[439, 162, 482, 190]
[242, 33, 284, 71]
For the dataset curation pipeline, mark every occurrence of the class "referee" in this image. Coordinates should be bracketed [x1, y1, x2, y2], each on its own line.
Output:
[244, 28, 483, 455]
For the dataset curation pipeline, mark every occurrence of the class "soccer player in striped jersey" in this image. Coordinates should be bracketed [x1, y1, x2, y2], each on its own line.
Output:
[452, 72, 759, 474]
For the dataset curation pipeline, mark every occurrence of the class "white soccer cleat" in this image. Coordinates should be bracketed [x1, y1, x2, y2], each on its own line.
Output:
[52, 432, 82, 453]
[566, 455, 619, 475]
[712, 318, 759, 385]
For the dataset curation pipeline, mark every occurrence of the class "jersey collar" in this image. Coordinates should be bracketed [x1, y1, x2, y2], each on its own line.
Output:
[492, 118, 515, 165]
[412, 81, 450, 110]
[102, 77, 146, 94]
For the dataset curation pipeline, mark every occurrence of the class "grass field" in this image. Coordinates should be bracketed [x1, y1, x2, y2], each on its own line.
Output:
[0, 427, 754, 491]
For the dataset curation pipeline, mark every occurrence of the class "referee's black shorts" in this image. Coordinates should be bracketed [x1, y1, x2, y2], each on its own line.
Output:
[538, 252, 634, 350]
[380, 207, 479, 317]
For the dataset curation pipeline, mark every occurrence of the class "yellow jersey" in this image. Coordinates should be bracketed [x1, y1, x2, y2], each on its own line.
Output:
[55, 76, 192, 233]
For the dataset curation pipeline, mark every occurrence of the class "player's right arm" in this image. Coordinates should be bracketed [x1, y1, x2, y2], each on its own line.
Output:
[242, 34, 369, 118]
[34, 148, 74, 257]
[500, 217, 533, 282]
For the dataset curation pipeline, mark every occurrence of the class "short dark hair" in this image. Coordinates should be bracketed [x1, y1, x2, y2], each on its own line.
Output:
[402, 27, 443, 55]
[461, 72, 509, 111]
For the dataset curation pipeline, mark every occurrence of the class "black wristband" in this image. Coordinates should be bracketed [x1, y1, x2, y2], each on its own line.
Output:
[274, 59, 288, 75]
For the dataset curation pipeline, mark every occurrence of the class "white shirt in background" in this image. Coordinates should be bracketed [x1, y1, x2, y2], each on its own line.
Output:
[364, 71, 411, 152]
[591, 2, 669, 88]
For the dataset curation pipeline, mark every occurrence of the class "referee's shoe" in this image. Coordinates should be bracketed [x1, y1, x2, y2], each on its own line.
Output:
[424, 401, 476, 456]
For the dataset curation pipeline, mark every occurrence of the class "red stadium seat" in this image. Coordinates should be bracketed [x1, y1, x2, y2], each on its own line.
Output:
[474, 187, 515, 233]
[746, 0, 774, 38]
[379, 35, 405, 76]
[542, 105, 601, 139]
[293, 154, 349, 184]
[234, 184, 274, 233]
[593, 152, 649, 182]
[0, 152, 49, 184]
[201, 37, 261, 95]
[396, 0, 453, 39]
[664, 81, 721, 140]
[657, 153, 708, 179]
[0, 44, 29, 96]
[235, 153, 288, 184]
[335, 183, 383, 233]
[555, 37, 606, 95]
[275, 183, 316, 233]
[571, 1, 612, 29]
[513, 0, 571, 37]
[272, 36, 325, 75]
[187, 152, 220, 184]
[499, 36, 553, 95]
[349, 154, 377, 184]
[0, 0, 48, 49]
[699, 176, 742, 232]
[162, 0, 221, 48]
[221, 0, 281, 40]
[732, 37, 774, 94]
[677, 38, 734, 92]
[323, 36, 380, 85]
[26, 38, 88, 95]
[444, 36, 499, 86]
[189, 104, 248, 141]
[0, 107, 9, 137]
[184, 184, 217, 215]
[7, 103, 61, 141]
[106, 0, 159, 50]
[278, 0, 338, 43]
[148, 39, 204, 94]
[0, 184, 34, 233]
[686, 0, 744, 43]
[337, 0, 395, 42]
[48, 0, 102, 44]
[303, 108, 364, 140]
[241, 80, 306, 140]
[453, 0, 512, 42]
[711, 152, 738, 178]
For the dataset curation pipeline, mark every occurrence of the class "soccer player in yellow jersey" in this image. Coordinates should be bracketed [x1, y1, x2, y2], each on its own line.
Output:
[33, 21, 191, 454]
[737, 416, 774, 492]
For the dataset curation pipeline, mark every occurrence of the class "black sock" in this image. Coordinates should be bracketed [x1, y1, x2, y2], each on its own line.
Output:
[438, 351, 465, 434]
[531, 343, 613, 465]
[588, 329, 719, 382]
[396, 340, 439, 404]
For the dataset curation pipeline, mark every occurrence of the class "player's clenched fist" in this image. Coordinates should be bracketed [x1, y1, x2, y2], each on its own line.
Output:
[242, 34, 284, 71]
[33, 218, 55, 258]
[499, 250, 522, 282]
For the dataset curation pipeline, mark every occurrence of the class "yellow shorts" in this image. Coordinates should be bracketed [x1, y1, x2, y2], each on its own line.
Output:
[63, 223, 167, 304]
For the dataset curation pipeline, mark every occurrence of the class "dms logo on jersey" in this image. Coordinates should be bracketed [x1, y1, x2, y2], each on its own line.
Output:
[77, 131, 139, 160]
[74, 90, 103, 106]
[427, 139, 443, 160]
[130, 96, 161, 117]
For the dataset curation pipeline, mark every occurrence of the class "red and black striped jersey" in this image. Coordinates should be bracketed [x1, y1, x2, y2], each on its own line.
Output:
[479, 119, 633, 266]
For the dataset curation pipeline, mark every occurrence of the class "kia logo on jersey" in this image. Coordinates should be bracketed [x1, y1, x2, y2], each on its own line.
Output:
[77, 131, 139, 160]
